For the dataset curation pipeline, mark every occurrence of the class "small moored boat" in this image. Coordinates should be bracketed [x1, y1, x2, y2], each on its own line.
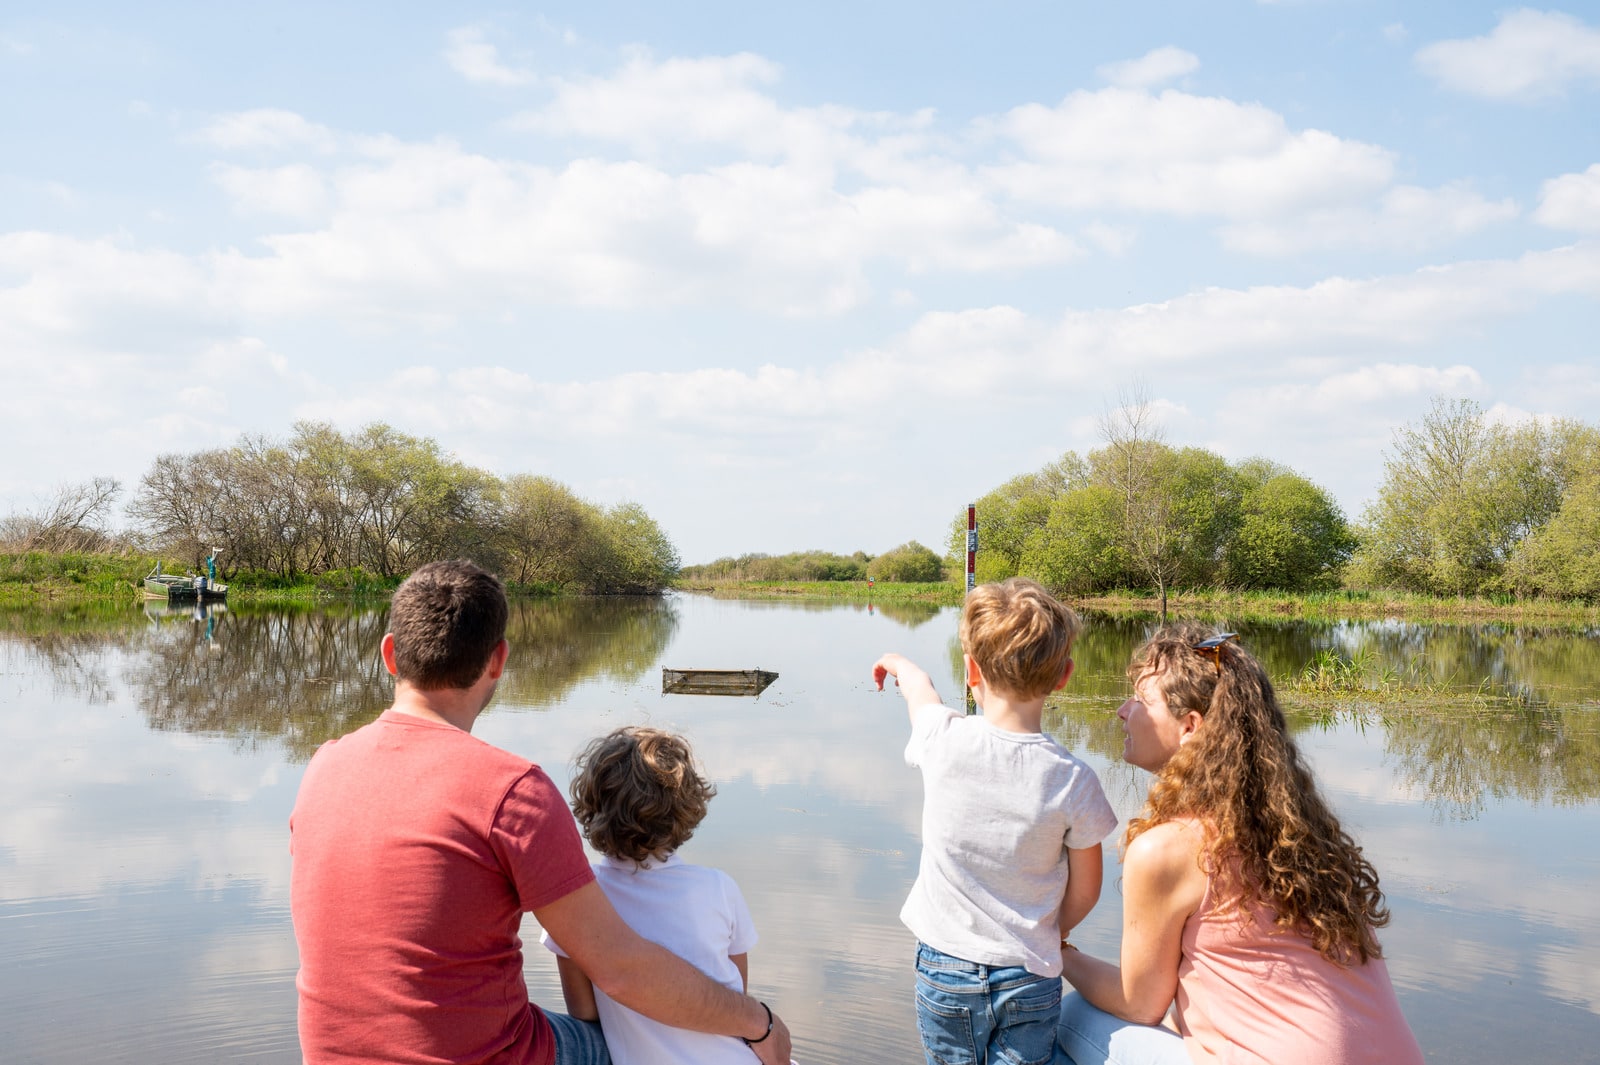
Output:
[143, 563, 228, 602]
[662, 668, 778, 697]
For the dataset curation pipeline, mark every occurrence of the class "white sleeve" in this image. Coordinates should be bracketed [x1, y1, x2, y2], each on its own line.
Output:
[538, 926, 569, 958]
[724, 871, 759, 955]
[904, 702, 956, 768]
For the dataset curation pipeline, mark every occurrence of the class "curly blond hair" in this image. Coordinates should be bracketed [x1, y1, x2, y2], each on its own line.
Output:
[1125, 623, 1389, 965]
[570, 727, 716, 863]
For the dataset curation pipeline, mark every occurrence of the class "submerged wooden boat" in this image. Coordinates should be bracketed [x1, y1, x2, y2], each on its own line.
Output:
[143, 570, 228, 602]
[662, 668, 778, 697]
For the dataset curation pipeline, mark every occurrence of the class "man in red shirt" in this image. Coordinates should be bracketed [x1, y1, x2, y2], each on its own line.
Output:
[290, 560, 791, 1065]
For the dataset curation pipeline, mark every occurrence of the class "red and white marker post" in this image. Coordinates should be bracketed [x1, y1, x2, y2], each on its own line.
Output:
[965, 503, 977, 594]
[965, 503, 977, 714]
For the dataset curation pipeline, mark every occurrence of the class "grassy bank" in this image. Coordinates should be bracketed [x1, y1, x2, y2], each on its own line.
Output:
[675, 577, 1600, 625]
[0, 552, 564, 607]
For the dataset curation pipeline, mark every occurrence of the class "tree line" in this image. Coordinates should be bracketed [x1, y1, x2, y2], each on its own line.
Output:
[680, 541, 946, 583]
[1, 422, 680, 595]
[957, 395, 1600, 606]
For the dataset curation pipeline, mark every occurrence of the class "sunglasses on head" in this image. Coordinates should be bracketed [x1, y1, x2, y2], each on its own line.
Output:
[1191, 632, 1240, 674]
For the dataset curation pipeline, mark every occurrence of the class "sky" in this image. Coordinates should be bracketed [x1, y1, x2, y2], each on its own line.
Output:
[1, 2, 1597, 564]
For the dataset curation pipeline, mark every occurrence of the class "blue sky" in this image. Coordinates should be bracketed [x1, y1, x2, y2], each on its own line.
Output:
[2, 3, 1597, 562]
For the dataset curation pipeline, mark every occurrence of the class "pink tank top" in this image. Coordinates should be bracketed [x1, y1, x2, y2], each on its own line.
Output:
[1173, 874, 1424, 1065]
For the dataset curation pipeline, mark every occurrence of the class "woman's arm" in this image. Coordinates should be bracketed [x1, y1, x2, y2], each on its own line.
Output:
[555, 954, 599, 1022]
[1061, 820, 1206, 1026]
[1059, 843, 1104, 937]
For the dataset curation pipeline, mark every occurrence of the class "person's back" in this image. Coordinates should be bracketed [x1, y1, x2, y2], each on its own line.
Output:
[543, 727, 764, 1065]
[1176, 874, 1422, 1065]
[874, 578, 1117, 1065]
[290, 560, 597, 1065]
[902, 709, 1111, 974]
[293, 714, 589, 1064]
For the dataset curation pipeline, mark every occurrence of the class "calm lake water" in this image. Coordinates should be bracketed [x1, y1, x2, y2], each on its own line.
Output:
[3, 595, 1599, 1063]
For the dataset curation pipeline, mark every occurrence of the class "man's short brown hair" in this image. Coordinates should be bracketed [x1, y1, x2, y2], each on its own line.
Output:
[958, 577, 1082, 699]
[569, 727, 716, 863]
[387, 560, 508, 690]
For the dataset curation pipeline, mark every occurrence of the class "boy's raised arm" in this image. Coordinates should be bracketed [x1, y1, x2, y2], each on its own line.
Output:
[873, 653, 944, 724]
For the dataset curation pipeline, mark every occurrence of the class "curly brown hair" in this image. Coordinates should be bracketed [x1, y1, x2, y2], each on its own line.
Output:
[1125, 623, 1390, 965]
[570, 727, 717, 863]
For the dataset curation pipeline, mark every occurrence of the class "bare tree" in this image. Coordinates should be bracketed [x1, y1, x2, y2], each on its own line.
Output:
[1097, 382, 1181, 620]
[0, 477, 123, 552]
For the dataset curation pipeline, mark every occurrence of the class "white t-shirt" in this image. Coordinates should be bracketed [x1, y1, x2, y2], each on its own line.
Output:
[541, 853, 758, 1065]
[901, 703, 1118, 977]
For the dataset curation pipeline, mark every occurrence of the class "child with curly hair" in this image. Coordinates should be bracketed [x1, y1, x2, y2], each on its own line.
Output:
[542, 726, 776, 1065]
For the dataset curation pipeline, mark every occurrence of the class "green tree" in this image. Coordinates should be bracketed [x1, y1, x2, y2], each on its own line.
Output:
[1505, 473, 1600, 599]
[494, 475, 599, 589]
[1226, 464, 1356, 591]
[949, 455, 1085, 584]
[1356, 399, 1584, 595]
[868, 541, 944, 582]
[1026, 484, 1130, 594]
[586, 503, 680, 594]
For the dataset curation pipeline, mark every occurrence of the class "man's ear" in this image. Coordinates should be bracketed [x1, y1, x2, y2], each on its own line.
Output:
[380, 632, 399, 677]
[1054, 657, 1075, 691]
[484, 638, 510, 681]
[964, 653, 983, 688]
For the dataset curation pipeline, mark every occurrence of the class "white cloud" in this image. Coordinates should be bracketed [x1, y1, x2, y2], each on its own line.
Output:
[195, 136, 1076, 321]
[1220, 182, 1519, 254]
[515, 51, 829, 159]
[1096, 47, 1200, 89]
[1383, 23, 1409, 45]
[444, 25, 536, 87]
[1534, 163, 1600, 232]
[1415, 9, 1600, 101]
[988, 88, 1395, 219]
[197, 108, 337, 152]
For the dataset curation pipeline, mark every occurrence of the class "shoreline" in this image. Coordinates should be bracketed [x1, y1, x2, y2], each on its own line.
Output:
[674, 580, 1600, 626]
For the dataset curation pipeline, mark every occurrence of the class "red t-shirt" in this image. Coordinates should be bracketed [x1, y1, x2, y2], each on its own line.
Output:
[290, 710, 595, 1065]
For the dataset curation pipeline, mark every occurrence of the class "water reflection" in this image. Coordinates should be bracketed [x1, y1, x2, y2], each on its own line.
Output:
[1, 598, 679, 761]
[3, 599, 1600, 1065]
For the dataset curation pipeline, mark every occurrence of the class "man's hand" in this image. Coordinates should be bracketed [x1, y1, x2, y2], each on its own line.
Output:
[745, 1007, 792, 1065]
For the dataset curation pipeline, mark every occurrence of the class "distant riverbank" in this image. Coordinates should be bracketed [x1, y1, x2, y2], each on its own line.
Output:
[675, 578, 1600, 626]
[8, 554, 1596, 626]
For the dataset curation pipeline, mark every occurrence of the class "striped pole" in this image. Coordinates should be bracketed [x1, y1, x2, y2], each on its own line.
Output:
[966, 503, 977, 594]
[965, 503, 977, 715]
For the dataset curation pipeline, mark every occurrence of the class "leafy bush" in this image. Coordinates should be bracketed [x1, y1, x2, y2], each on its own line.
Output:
[867, 542, 944, 583]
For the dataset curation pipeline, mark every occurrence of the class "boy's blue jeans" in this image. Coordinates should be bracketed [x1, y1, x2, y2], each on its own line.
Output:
[915, 942, 1062, 1065]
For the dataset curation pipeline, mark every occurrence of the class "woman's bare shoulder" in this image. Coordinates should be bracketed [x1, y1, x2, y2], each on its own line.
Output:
[1125, 818, 1207, 892]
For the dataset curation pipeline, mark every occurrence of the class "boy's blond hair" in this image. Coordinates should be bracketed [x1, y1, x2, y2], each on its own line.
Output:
[958, 578, 1081, 699]
[569, 726, 716, 863]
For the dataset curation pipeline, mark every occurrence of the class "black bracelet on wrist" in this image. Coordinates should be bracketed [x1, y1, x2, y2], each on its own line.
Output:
[742, 1000, 773, 1046]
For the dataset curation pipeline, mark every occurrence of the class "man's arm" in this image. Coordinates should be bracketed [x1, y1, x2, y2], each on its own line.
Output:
[872, 653, 943, 724]
[535, 881, 792, 1064]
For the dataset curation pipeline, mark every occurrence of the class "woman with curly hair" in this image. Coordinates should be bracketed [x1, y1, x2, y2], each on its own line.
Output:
[1057, 624, 1423, 1065]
